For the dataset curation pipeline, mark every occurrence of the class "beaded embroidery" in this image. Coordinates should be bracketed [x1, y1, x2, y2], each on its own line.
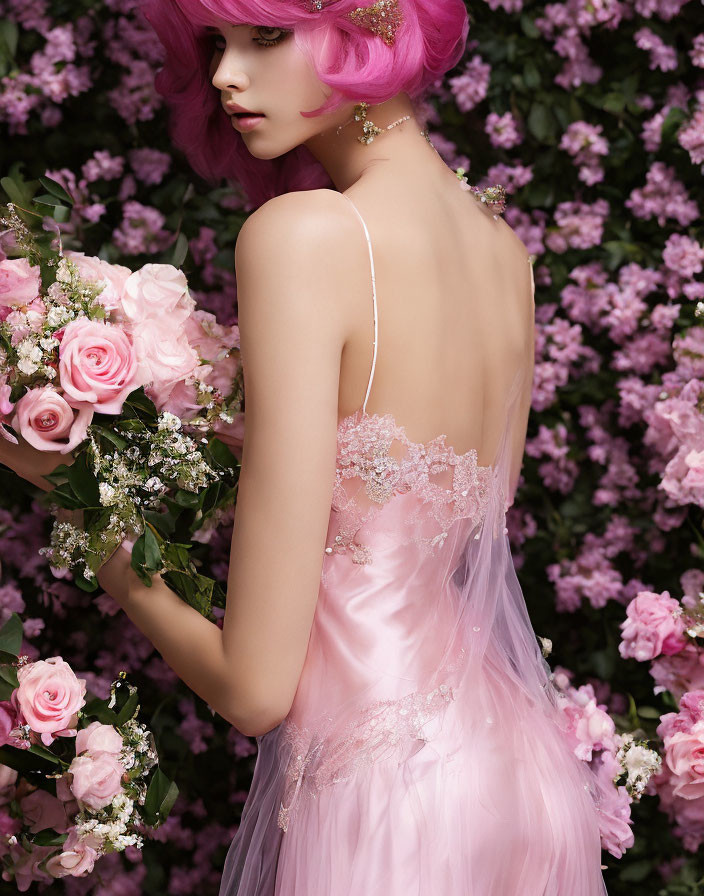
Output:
[324, 409, 496, 566]
[277, 679, 457, 832]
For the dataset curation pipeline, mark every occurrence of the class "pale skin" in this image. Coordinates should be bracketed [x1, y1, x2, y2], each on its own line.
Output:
[0, 21, 535, 738]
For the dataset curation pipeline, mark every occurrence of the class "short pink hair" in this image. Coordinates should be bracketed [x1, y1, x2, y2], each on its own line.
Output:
[140, 0, 469, 209]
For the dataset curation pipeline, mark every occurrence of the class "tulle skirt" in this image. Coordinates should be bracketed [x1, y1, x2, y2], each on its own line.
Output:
[218, 646, 608, 896]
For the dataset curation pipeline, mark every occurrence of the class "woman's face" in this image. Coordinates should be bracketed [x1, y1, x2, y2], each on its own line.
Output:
[208, 21, 340, 159]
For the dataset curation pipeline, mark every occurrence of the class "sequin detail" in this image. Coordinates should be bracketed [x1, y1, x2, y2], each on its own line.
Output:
[277, 681, 457, 832]
[325, 409, 497, 565]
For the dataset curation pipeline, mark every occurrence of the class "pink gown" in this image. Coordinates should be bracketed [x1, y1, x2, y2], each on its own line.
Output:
[219, 192, 610, 895]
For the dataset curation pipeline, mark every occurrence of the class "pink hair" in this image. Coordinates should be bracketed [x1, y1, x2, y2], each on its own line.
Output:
[139, 0, 469, 209]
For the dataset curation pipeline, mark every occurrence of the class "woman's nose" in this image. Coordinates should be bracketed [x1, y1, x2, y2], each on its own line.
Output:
[211, 54, 250, 92]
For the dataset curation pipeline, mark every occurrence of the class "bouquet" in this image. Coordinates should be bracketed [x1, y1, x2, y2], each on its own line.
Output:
[0, 614, 177, 891]
[0, 176, 244, 616]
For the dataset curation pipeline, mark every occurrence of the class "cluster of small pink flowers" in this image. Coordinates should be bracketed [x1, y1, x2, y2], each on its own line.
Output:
[644, 378, 704, 508]
[678, 89, 704, 166]
[484, 111, 523, 149]
[619, 590, 689, 662]
[558, 121, 610, 185]
[633, 0, 691, 18]
[625, 161, 700, 228]
[524, 421, 579, 493]
[531, 302, 599, 411]
[634, 27, 679, 71]
[545, 199, 610, 253]
[111, 200, 174, 256]
[447, 55, 492, 113]
[691, 34, 704, 68]
[661, 234, 704, 299]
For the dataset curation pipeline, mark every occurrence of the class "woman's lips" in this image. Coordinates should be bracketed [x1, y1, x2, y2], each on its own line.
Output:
[231, 113, 265, 132]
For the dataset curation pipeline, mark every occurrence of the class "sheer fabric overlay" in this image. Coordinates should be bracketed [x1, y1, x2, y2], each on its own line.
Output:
[218, 192, 610, 895]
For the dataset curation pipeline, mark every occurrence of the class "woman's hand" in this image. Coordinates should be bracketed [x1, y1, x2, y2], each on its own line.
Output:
[0, 431, 76, 492]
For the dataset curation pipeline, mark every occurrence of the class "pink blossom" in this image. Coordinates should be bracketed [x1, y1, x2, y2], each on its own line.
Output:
[12, 385, 93, 453]
[69, 750, 125, 811]
[593, 750, 635, 857]
[75, 720, 123, 757]
[58, 317, 141, 414]
[45, 827, 102, 878]
[0, 258, 41, 306]
[484, 111, 522, 149]
[19, 788, 71, 834]
[651, 645, 704, 700]
[16, 656, 86, 747]
[63, 251, 131, 312]
[634, 27, 678, 70]
[448, 56, 491, 112]
[619, 590, 688, 662]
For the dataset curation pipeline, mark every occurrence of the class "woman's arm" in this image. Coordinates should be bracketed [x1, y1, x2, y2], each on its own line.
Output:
[95, 190, 357, 737]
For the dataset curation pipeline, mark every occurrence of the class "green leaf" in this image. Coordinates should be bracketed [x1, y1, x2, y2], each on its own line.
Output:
[38, 175, 74, 206]
[0, 20, 19, 58]
[143, 508, 176, 537]
[526, 102, 556, 143]
[142, 767, 179, 827]
[92, 425, 128, 451]
[143, 525, 163, 571]
[67, 454, 100, 506]
[208, 435, 238, 469]
[115, 689, 140, 726]
[1, 174, 35, 208]
[32, 193, 70, 210]
[30, 829, 68, 847]
[81, 698, 119, 726]
[0, 613, 23, 657]
[0, 744, 59, 776]
[0, 664, 19, 701]
[637, 706, 662, 720]
[618, 859, 654, 882]
[519, 13, 540, 38]
[172, 490, 200, 508]
[171, 232, 189, 267]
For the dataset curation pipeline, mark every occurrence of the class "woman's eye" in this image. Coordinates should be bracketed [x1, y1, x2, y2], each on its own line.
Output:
[208, 26, 289, 52]
[253, 27, 289, 47]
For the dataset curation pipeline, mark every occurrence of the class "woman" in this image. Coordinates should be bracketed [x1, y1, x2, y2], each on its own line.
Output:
[1, 0, 612, 892]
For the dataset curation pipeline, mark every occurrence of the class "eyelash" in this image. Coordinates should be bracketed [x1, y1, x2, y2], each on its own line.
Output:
[211, 28, 289, 50]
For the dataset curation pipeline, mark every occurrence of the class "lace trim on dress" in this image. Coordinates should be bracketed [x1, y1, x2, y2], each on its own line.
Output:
[324, 410, 498, 567]
[276, 671, 463, 833]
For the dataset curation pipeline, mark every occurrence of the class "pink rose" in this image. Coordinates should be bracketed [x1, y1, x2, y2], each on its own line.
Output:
[68, 750, 125, 811]
[619, 590, 689, 662]
[12, 385, 93, 453]
[63, 251, 131, 313]
[20, 788, 71, 834]
[45, 828, 101, 878]
[58, 316, 141, 414]
[133, 317, 199, 408]
[121, 263, 194, 325]
[16, 657, 86, 747]
[0, 258, 41, 306]
[75, 720, 123, 757]
[666, 720, 704, 799]
[650, 645, 704, 701]
[183, 311, 241, 396]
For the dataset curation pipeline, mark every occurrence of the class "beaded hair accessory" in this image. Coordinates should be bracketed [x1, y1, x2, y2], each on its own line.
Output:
[308, 0, 403, 47]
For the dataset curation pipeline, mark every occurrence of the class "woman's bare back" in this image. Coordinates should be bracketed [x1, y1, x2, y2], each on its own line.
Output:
[329, 161, 535, 477]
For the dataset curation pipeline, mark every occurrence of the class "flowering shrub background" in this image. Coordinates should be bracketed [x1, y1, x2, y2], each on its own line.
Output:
[1, 0, 703, 891]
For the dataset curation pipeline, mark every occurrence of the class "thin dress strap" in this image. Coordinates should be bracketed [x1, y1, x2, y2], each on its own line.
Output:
[340, 192, 378, 415]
